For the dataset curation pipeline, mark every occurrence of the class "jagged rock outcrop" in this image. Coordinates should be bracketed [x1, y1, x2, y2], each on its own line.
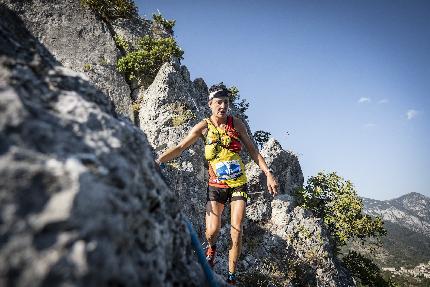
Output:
[0, 6, 210, 287]
[3, 0, 133, 119]
[139, 60, 208, 234]
[241, 140, 353, 286]
[139, 60, 355, 286]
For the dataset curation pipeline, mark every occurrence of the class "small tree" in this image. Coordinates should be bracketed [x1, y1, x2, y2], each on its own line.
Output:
[116, 35, 184, 85]
[253, 130, 271, 149]
[343, 251, 397, 287]
[152, 13, 176, 34]
[227, 86, 249, 116]
[296, 172, 386, 252]
[295, 172, 390, 286]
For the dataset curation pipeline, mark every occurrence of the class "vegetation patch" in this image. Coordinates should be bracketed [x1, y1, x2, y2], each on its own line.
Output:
[166, 160, 181, 169]
[116, 35, 184, 86]
[295, 171, 391, 286]
[239, 258, 285, 287]
[168, 102, 195, 127]
[131, 102, 141, 113]
[152, 13, 176, 34]
[342, 251, 397, 287]
[114, 34, 130, 52]
[228, 86, 250, 117]
[99, 56, 109, 65]
[83, 63, 93, 72]
[295, 171, 386, 252]
[80, 0, 138, 21]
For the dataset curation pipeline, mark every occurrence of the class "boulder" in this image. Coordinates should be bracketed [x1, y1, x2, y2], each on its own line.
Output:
[0, 6, 208, 286]
[242, 140, 354, 286]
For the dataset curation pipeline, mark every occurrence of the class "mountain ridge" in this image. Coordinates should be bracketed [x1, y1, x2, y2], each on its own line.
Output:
[360, 192, 430, 268]
[352, 192, 430, 285]
[361, 192, 430, 238]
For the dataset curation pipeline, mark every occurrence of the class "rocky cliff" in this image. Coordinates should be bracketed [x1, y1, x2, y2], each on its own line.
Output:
[0, 4, 211, 287]
[139, 58, 354, 287]
[1, 1, 355, 286]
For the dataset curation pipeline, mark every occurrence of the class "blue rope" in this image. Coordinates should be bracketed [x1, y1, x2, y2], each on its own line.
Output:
[183, 217, 219, 287]
[157, 165, 219, 286]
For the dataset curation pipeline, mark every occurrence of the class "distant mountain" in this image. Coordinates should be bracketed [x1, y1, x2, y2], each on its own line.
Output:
[359, 192, 430, 268]
[362, 192, 430, 237]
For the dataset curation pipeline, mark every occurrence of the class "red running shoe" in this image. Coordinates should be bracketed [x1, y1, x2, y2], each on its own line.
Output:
[205, 246, 216, 267]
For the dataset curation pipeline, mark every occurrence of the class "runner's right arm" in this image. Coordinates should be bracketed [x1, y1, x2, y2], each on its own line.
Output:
[156, 120, 207, 164]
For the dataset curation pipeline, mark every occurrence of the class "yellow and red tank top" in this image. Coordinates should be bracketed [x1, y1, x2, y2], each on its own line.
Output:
[204, 116, 247, 188]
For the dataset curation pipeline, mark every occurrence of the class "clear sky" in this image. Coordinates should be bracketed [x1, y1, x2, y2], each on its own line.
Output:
[136, 0, 430, 200]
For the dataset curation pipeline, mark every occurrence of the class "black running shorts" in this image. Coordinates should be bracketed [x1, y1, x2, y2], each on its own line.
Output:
[206, 184, 249, 204]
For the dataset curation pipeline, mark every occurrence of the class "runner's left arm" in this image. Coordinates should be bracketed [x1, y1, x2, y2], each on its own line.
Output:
[156, 120, 207, 164]
[234, 118, 278, 195]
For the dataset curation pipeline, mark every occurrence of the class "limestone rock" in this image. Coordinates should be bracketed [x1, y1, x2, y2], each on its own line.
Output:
[112, 17, 152, 51]
[0, 6, 208, 286]
[138, 58, 355, 286]
[139, 60, 208, 235]
[3, 0, 133, 119]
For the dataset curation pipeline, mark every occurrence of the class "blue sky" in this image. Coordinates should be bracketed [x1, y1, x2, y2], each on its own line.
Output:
[137, 0, 430, 200]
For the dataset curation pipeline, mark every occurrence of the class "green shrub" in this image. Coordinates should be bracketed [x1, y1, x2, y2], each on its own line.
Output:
[342, 251, 398, 287]
[228, 86, 249, 116]
[253, 130, 271, 149]
[168, 102, 195, 127]
[172, 110, 195, 127]
[228, 86, 240, 102]
[113, 34, 130, 52]
[80, 0, 138, 21]
[152, 13, 176, 33]
[83, 63, 92, 72]
[116, 35, 184, 85]
[295, 172, 386, 252]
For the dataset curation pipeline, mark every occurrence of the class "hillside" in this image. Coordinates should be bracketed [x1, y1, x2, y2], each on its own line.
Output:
[361, 192, 430, 267]
[352, 193, 430, 286]
[363, 192, 430, 238]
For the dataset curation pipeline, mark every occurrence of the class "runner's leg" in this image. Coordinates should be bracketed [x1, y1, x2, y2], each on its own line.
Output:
[205, 200, 225, 246]
[228, 199, 246, 274]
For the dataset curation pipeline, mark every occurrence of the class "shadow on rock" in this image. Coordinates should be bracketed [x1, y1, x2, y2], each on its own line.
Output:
[0, 6, 207, 287]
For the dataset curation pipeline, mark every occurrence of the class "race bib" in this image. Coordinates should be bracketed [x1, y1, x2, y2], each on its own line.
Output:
[215, 160, 243, 180]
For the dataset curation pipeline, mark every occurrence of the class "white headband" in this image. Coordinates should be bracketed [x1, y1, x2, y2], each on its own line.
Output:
[208, 90, 228, 100]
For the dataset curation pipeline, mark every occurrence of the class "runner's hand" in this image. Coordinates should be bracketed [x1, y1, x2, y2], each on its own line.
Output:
[267, 172, 278, 196]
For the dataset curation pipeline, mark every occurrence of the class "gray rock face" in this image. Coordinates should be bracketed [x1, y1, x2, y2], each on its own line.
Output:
[246, 138, 303, 222]
[138, 61, 355, 286]
[0, 6, 207, 287]
[3, 0, 133, 119]
[139, 60, 208, 235]
[112, 17, 152, 51]
[242, 140, 353, 286]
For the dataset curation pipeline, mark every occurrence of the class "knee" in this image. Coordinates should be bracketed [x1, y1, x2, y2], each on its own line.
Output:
[206, 224, 221, 236]
[230, 225, 242, 242]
